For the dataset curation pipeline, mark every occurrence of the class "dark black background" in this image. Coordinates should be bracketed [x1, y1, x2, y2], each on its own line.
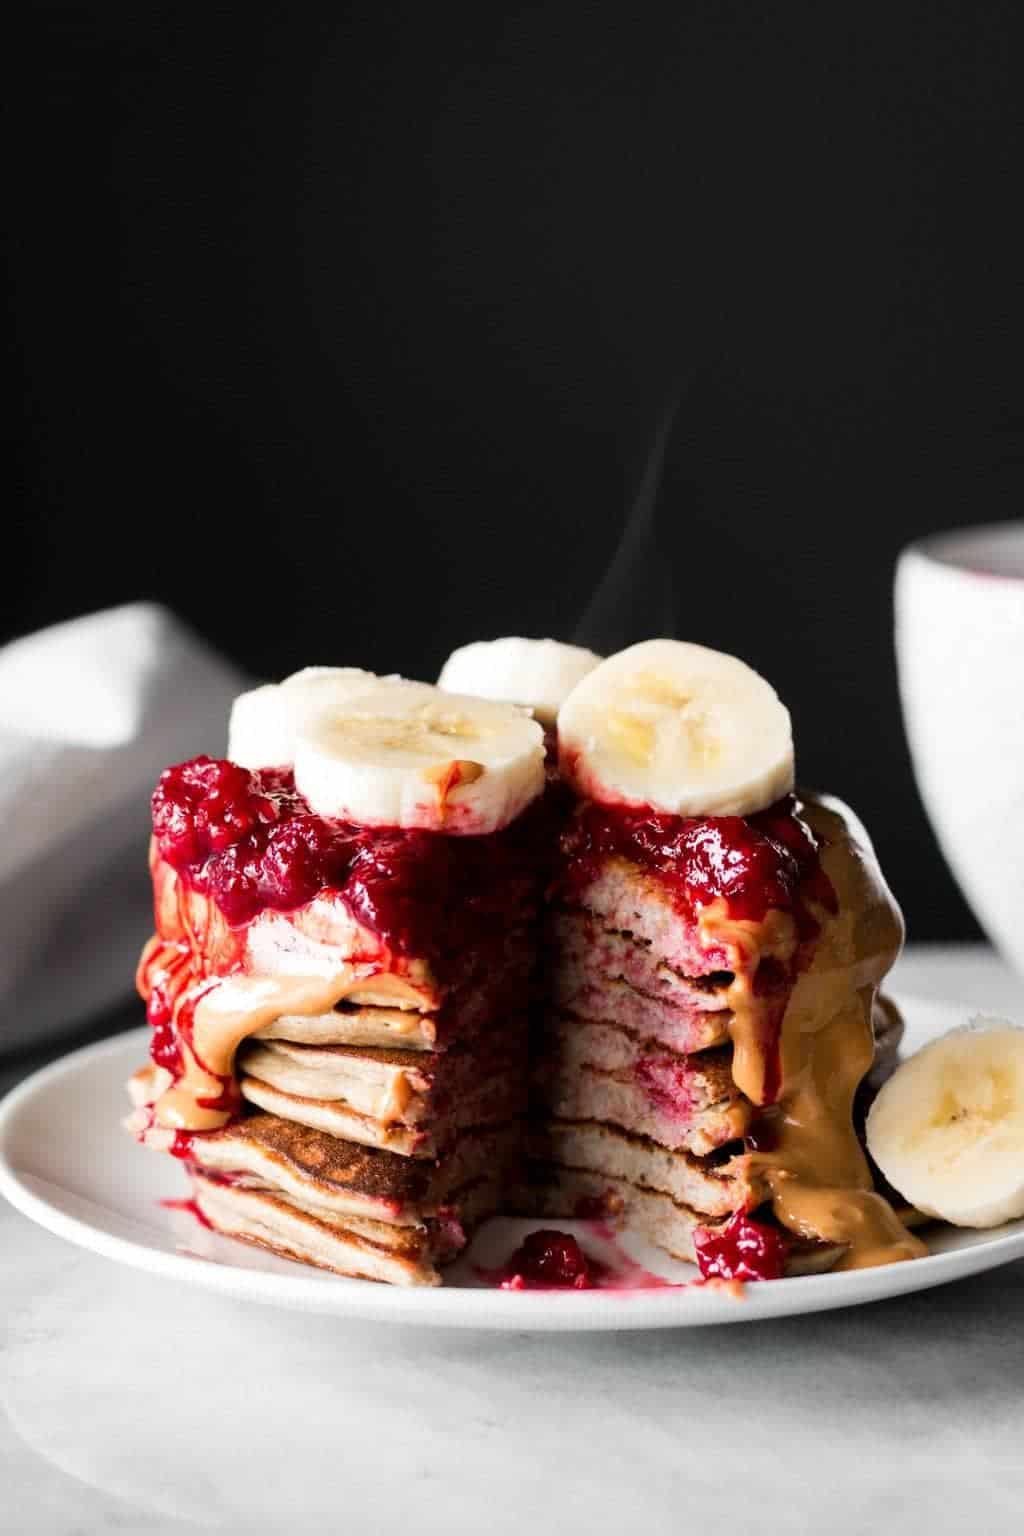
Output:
[7, 3, 1022, 939]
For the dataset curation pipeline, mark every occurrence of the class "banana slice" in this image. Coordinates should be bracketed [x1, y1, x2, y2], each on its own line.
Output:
[228, 668, 412, 769]
[293, 681, 545, 833]
[866, 1018, 1024, 1229]
[557, 638, 794, 816]
[438, 637, 602, 726]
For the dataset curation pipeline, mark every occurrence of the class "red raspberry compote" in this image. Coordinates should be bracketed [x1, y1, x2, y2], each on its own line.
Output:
[483, 1229, 601, 1290]
[693, 1213, 788, 1283]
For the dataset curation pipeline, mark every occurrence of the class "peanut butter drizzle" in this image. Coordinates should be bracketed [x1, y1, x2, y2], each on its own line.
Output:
[424, 758, 485, 822]
[701, 795, 926, 1272]
[698, 905, 796, 1105]
[154, 973, 367, 1131]
[137, 849, 425, 1135]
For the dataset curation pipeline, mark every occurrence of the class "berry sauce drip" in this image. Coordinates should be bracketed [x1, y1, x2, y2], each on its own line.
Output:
[486, 1230, 601, 1290]
[151, 756, 550, 957]
[159, 1196, 215, 1231]
[554, 795, 836, 935]
[693, 1213, 788, 1282]
[147, 981, 182, 1077]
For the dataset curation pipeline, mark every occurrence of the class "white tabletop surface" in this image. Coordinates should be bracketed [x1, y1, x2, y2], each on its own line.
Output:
[2, 943, 1023, 1535]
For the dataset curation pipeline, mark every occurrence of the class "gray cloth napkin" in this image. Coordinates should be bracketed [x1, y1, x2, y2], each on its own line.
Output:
[0, 604, 246, 1055]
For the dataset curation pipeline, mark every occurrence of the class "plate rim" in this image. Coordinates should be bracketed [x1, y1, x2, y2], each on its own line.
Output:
[3, 1006, 1023, 1331]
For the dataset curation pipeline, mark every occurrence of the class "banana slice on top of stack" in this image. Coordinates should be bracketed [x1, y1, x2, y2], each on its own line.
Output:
[438, 634, 795, 818]
[229, 667, 390, 769]
[234, 636, 794, 837]
[557, 638, 795, 817]
[867, 1019, 1024, 1228]
[294, 682, 545, 833]
[438, 637, 601, 726]
[229, 665, 545, 835]
[244, 638, 603, 834]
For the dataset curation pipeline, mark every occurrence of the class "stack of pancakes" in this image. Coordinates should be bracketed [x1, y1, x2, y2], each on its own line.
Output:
[131, 823, 905, 1285]
[525, 852, 903, 1266]
[148, 904, 538, 1287]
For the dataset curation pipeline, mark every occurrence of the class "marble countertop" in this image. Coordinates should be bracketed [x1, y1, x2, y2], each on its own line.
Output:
[2, 944, 1023, 1535]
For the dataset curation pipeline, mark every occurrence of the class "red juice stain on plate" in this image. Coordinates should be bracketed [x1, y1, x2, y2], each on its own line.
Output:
[159, 1196, 214, 1231]
[587, 1244, 680, 1291]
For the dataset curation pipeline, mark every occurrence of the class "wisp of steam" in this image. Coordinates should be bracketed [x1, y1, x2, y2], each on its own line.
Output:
[573, 388, 682, 654]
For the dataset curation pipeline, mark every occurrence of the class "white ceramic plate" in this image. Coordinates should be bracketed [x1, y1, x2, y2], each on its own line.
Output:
[2, 995, 1022, 1330]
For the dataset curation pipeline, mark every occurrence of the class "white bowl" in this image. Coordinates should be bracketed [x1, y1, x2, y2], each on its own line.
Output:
[896, 521, 1024, 973]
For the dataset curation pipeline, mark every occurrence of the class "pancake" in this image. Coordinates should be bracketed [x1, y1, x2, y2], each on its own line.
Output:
[552, 856, 732, 976]
[551, 982, 730, 1055]
[239, 1029, 526, 1117]
[534, 1042, 750, 1156]
[190, 1170, 505, 1285]
[255, 1006, 438, 1051]
[240, 1070, 527, 1157]
[549, 910, 733, 1019]
[543, 1017, 734, 1079]
[241, 894, 537, 1007]
[187, 1113, 522, 1225]
[239, 1030, 525, 1128]
[191, 1175, 439, 1284]
[521, 1166, 840, 1275]
[238, 1040, 442, 1126]
[189, 1167, 509, 1290]
[527, 1118, 760, 1218]
[518, 1164, 710, 1263]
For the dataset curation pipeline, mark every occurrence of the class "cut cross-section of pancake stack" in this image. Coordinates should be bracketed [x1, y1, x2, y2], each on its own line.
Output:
[528, 888, 759, 1262]
[525, 820, 906, 1270]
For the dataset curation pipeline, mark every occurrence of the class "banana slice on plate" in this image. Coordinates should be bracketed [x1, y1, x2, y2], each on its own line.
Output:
[438, 637, 601, 726]
[866, 1018, 1024, 1228]
[293, 680, 545, 833]
[229, 668, 417, 769]
[557, 638, 794, 817]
